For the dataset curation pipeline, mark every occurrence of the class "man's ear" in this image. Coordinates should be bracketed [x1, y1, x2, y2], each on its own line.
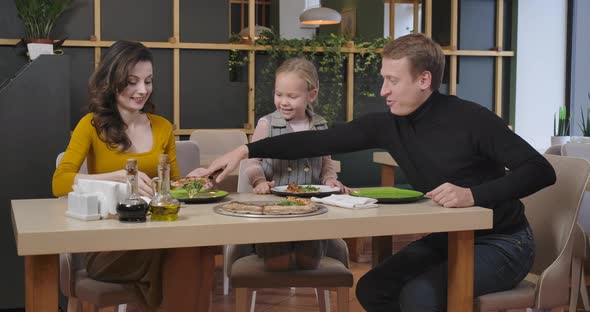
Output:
[418, 71, 432, 91]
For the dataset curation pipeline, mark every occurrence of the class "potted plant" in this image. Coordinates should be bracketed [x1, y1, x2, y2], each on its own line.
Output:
[14, 0, 72, 60]
[551, 105, 570, 146]
[572, 93, 590, 143]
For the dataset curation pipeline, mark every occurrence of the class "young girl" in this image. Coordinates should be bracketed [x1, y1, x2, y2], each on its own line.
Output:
[243, 57, 348, 271]
[53, 40, 203, 311]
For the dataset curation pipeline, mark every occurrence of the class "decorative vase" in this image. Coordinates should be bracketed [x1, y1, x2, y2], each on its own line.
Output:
[26, 39, 54, 61]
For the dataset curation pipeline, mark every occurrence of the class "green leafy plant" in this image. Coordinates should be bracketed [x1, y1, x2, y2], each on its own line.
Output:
[553, 105, 569, 136]
[228, 33, 249, 78]
[579, 93, 590, 137]
[14, 0, 72, 40]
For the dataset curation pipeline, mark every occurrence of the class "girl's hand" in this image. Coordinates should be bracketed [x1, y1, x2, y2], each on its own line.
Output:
[324, 178, 350, 194]
[253, 181, 275, 194]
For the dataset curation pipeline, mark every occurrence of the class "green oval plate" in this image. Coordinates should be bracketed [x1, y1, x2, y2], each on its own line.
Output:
[350, 187, 425, 204]
[170, 189, 229, 203]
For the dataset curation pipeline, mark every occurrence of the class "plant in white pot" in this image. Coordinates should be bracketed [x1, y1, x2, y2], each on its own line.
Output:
[551, 105, 570, 146]
[14, 0, 72, 60]
[573, 93, 590, 143]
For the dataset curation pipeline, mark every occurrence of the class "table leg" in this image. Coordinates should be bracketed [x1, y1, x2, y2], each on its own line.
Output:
[362, 164, 397, 267]
[447, 230, 474, 312]
[198, 247, 216, 312]
[25, 254, 58, 312]
[380, 165, 395, 187]
[371, 236, 393, 267]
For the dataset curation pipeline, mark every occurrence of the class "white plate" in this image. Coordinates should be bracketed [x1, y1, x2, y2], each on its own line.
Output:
[270, 184, 340, 198]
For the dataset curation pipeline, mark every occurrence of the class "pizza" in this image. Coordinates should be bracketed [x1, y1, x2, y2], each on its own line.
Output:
[171, 177, 208, 190]
[286, 182, 321, 193]
[220, 197, 318, 215]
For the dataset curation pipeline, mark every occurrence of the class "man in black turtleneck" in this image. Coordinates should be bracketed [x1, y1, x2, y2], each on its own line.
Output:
[195, 34, 556, 312]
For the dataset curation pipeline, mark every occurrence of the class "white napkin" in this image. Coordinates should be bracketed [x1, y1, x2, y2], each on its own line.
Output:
[76, 179, 128, 218]
[311, 194, 378, 209]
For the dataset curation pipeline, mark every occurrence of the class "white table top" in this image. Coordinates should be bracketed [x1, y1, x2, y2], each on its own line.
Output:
[12, 193, 492, 255]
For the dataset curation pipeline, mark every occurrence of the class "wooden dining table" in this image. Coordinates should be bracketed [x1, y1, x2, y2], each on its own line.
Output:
[12, 192, 492, 312]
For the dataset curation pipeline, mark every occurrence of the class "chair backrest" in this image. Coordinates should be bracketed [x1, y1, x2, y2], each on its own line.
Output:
[562, 142, 590, 159]
[175, 140, 200, 177]
[526, 154, 590, 307]
[189, 129, 247, 166]
[544, 144, 562, 155]
[237, 159, 254, 193]
[56, 151, 88, 174]
[561, 142, 590, 250]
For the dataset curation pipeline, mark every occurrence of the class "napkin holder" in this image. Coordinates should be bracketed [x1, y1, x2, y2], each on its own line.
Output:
[66, 190, 101, 221]
[65, 180, 129, 220]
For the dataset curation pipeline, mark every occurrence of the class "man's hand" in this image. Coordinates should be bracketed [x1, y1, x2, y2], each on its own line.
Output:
[426, 182, 474, 208]
[200, 145, 249, 183]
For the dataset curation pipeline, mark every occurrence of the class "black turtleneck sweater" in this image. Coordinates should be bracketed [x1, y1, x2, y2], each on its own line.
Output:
[247, 91, 556, 235]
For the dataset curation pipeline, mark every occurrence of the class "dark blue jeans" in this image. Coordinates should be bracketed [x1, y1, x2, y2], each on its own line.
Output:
[356, 225, 535, 312]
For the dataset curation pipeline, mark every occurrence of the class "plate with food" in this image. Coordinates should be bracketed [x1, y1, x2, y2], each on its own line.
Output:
[270, 182, 340, 198]
[170, 177, 229, 203]
[213, 196, 328, 218]
[350, 187, 424, 204]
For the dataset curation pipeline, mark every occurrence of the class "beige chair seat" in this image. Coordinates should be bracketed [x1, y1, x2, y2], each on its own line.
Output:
[226, 239, 353, 312]
[475, 279, 536, 311]
[73, 270, 140, 307]
[230, 255, 353, 288]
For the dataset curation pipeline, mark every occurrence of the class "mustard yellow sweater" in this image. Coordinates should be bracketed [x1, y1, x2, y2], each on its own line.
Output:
[53, 113, 180, 197]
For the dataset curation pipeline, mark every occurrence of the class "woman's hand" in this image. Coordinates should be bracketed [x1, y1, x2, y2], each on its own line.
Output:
[253, 181, 275, 194]
[324, 177, 350, 194]
[426, 182, 474, 208]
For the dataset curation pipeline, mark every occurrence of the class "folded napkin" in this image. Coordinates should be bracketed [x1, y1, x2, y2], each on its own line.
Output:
[75, 179, 128, 218]
[311, 194, 378, 209]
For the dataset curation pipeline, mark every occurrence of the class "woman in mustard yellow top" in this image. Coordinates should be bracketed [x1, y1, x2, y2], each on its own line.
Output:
[53, 41, 202, 311]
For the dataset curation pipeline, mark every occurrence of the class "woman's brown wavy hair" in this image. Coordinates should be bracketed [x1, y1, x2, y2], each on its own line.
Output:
[88, 40, 155, 152]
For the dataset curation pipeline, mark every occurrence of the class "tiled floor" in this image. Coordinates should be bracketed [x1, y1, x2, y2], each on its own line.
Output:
[210, 256, 370, 312]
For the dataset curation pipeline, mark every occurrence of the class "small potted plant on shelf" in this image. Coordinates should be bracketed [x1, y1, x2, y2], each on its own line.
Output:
[573, 93, 590, 143]
[552, 105, 570, 146]
[14, 0, 72, 60]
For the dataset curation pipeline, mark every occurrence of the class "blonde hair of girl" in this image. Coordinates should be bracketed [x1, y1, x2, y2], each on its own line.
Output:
[275, 57, 319, 116]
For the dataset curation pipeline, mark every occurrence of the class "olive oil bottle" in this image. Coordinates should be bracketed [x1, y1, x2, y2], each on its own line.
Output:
[149, 154, 181, 221]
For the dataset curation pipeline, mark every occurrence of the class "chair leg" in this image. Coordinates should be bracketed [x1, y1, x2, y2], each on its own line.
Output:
[316, 288, 331, 312]
[336, 287, 349, 312]
[581, 265, 590, 311]
[223, 274, 230, 295]
[67, 297, 80, 312]
[249, 290, 256, 312]
[98, 307, 117, 312]
[571, 257, 583, 312]
[80, 301, 99, 312]
[235, 288, 249, 312]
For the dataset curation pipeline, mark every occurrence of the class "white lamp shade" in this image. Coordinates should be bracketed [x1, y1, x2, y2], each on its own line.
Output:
[299, 7, 341, 25]
[239, 25, 272, 39]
